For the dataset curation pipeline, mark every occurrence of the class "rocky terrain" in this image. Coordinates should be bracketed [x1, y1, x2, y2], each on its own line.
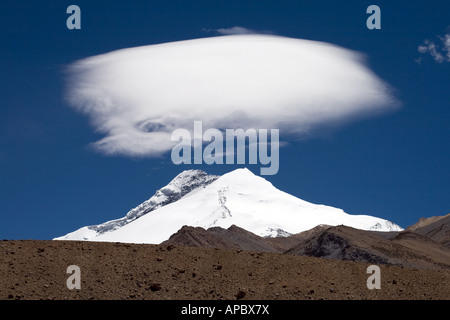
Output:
[163, 214, 450, 270]
[1, 239, 449, 301]
[406, 213, 450, 248]
[1, 214, 449, 300]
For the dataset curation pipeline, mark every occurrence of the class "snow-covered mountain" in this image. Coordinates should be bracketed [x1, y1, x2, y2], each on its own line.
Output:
[55, 168, 403, 244]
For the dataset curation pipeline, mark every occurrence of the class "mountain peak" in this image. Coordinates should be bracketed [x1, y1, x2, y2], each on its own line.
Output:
[220, 167, 260, 179]
[171, 169, 212, 181]
[159, 169, 219, 196]
[55, 168, 403, 243]
[229, 167, 253, 174]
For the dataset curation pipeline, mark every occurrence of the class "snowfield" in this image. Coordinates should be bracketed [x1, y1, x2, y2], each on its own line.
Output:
[55, 168, 403, 244]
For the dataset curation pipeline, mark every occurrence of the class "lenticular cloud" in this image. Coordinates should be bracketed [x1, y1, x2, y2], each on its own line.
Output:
[66, 34, 398, 157]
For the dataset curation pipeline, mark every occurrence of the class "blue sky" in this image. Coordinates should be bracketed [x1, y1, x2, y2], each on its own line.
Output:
[1, 0, 449, 240]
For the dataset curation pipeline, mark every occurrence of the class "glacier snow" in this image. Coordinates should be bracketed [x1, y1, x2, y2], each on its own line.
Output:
[54, 168, 403, 244]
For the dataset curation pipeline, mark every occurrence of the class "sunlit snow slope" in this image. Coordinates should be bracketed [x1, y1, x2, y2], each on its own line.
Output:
[55, 168, 402, 244]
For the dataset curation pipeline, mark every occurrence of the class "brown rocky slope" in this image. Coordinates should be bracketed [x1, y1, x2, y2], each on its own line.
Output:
[2, 214, 449, 300]
[163, 220, 450, 270]
[1, 239, 449, 300]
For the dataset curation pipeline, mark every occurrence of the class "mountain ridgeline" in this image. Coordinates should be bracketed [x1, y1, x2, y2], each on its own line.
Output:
[162, 218, 450, 270]
[54, 169, 450, 269]
[55, 168, 402, 243]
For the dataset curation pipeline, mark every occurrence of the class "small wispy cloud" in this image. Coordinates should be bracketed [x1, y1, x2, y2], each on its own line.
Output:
[203, 26, 271, 36]
[417, 30, 450, 63]
[215, 26, 256, 35]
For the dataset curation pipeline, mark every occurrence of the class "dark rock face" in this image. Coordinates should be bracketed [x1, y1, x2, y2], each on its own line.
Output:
[161, 226, 238, 250]
[286, 228, 392, 265]
[86, 170, 219, 235]
[161, 225, 278, 253]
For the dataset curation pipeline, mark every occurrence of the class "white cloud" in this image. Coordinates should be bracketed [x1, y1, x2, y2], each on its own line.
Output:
[203, 26, 273, 36]
[417, 31, 450, 63]
[440, 33, 450, 61]
[215, 26, 256, 35]
[66, 34, 399, 158]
